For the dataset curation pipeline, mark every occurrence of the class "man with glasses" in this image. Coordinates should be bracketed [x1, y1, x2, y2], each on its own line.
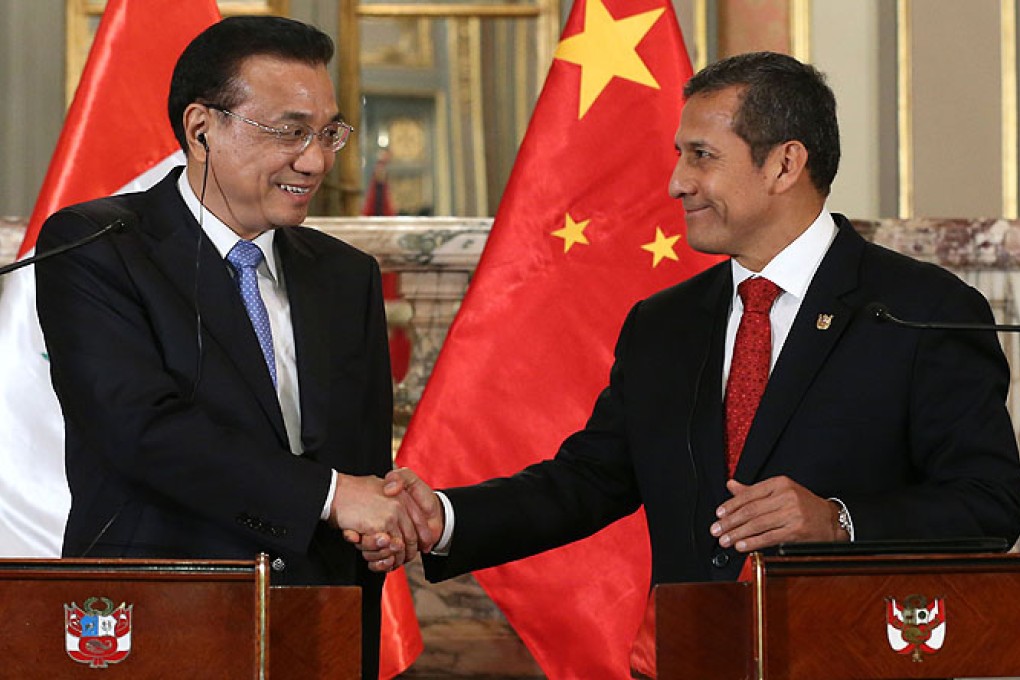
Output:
[35, 16, 420, 678]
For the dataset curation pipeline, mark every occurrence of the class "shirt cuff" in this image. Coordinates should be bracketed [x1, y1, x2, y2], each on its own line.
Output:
[320, 470, 338, 522]
[828, 496, 855, 542]
[430, 490, 455, 555]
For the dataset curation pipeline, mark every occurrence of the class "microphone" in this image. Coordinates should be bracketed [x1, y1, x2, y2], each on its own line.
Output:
[866, 302, 1020, 332]
[0, 218, 126, 277]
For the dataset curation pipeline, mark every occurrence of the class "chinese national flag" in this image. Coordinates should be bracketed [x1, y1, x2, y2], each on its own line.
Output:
[397, 0, 720, 676]
[0, 1, 420, 676]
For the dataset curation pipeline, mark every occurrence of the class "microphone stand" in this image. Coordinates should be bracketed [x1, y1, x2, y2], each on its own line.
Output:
[0, 219, 124, 278]
[866, 303, 1020, 332]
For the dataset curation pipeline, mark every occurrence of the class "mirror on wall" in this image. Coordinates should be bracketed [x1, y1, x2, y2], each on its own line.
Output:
[355, 9, 551, 217]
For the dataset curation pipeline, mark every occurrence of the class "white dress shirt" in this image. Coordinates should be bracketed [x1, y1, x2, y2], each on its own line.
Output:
[723, 209, 838, 389]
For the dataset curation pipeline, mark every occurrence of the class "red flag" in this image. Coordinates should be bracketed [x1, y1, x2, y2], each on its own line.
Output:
[0, 3, 421, 676]
[380, 568, 423, 678]
[397, 0, 720, 676]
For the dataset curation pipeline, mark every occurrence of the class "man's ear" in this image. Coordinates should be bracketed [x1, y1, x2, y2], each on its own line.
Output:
[769, 140, 809, 194]
[183, 103, 212, 160]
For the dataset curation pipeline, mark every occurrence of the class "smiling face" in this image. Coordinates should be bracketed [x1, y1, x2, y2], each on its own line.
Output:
[198, 55, 339, 239]
[669, 86, 782, 270]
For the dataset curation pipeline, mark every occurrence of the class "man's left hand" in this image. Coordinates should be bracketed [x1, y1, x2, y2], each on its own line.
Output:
[710, 476, 846, 552]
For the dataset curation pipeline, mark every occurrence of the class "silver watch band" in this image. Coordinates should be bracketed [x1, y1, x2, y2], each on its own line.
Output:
[828, 496, 855, 541]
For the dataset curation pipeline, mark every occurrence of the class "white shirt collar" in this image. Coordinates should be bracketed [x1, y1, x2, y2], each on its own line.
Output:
[730, 208, 838, 302]
[177, 169, 279, 282]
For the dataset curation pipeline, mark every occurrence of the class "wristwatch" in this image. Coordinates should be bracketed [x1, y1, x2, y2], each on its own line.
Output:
[828, 497, 854, 541]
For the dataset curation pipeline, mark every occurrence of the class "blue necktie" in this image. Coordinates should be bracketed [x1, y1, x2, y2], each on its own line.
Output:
[226, 240, 278, 388]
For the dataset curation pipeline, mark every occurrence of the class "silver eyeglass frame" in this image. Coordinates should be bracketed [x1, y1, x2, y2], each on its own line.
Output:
[211, 106, 353, 153]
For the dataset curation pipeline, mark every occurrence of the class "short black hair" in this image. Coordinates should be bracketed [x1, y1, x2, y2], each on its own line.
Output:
[168, 16, 335, 152]
[683, 51, 840, 196]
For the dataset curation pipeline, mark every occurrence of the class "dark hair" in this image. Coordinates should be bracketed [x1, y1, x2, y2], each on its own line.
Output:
[683, 51, 840, 196]
[168, 16, 335, 152]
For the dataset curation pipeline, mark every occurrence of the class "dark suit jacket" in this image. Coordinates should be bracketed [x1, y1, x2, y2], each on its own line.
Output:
[424, 214, 1020, 587]
[36, 167, 391, 679]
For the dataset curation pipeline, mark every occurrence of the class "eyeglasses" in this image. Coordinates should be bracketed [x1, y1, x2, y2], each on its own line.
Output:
[211, 106, 353, 153]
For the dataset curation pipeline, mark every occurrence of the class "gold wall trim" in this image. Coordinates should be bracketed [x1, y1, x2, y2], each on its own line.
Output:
[339, 0, 362, 216]
[435, 90, 453, 215]
[449, 22, 467, 215]
[897, 0, 913, 219]
[515, 19, 529, 144]
[359, 4, 540, 18]
[468, 17, 488, 214]
[66, 0, 90, 105]
[789, 0, 811, 63]
[535, 0, 560, 79]
[83, 1, 287, 15]
[693, 0, 708, 72]
[1002, 0, 1018, 219]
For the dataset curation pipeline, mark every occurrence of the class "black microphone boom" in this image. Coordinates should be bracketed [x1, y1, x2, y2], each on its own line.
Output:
[866, 302, 1020, 332]
[0, 219, 124, 277]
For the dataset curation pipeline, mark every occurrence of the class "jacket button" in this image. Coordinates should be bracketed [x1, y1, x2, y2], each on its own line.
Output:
[711, 552, 730, 568]
[271, 557, 286, 572]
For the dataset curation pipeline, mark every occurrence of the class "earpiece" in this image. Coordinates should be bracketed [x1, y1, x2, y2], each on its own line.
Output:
[198, 132, 208, 151]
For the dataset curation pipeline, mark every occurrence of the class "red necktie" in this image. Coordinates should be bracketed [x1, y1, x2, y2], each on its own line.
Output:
[724, 277, 781, 477]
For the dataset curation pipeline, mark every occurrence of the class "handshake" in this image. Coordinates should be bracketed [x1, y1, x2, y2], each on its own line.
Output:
[328, 468, 443, 572]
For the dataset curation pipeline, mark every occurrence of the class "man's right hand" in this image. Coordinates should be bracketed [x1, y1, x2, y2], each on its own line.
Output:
[329, 473, 425, 570]
[342, 467, 444, 572]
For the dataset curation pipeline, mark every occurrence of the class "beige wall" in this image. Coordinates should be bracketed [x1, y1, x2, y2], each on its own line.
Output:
[911, 0, 1004, 218]
[812, 0, 885, 218]
[0, 0, 65, 218]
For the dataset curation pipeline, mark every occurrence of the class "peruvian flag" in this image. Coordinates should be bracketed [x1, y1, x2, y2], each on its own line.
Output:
[0, 0, 218, 560]
[397, 0, 719, 676]
[0, 1, 420, 676]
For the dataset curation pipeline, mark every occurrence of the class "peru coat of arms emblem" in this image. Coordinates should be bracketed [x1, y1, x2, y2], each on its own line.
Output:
[886, 594, 946, 662]
[64, 596, 133, 668]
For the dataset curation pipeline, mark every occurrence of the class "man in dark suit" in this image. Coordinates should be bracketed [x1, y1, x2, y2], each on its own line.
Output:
[357, 52, 1020, 589]
[35, 17, 424, 679]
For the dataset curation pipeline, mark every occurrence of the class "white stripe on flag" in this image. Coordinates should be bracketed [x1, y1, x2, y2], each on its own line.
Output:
[116, 153, 184, 195]
[0, 263, 67, 557]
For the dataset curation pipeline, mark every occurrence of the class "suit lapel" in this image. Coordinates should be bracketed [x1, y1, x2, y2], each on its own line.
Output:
[276, 228, 332, 456]
[686, 268, 732, 508]
[733, 218, 865, 481]
[138, 169, 288, 444]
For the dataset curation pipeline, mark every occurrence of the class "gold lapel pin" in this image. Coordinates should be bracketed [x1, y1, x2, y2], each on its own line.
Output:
[816, 314, 834, 330]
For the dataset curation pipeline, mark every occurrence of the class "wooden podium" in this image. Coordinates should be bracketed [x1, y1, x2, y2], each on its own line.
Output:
[656, 552, 1020, 679]
[0, 554, 360, 678]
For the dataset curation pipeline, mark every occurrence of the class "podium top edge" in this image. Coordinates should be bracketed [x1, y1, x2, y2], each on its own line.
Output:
[0, 557, 259, 575]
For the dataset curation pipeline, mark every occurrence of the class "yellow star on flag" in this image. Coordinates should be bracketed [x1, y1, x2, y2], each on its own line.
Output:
[641, 226, 680, 267]
[551, 213, 591, 253]
[554, 0, 664, 119]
